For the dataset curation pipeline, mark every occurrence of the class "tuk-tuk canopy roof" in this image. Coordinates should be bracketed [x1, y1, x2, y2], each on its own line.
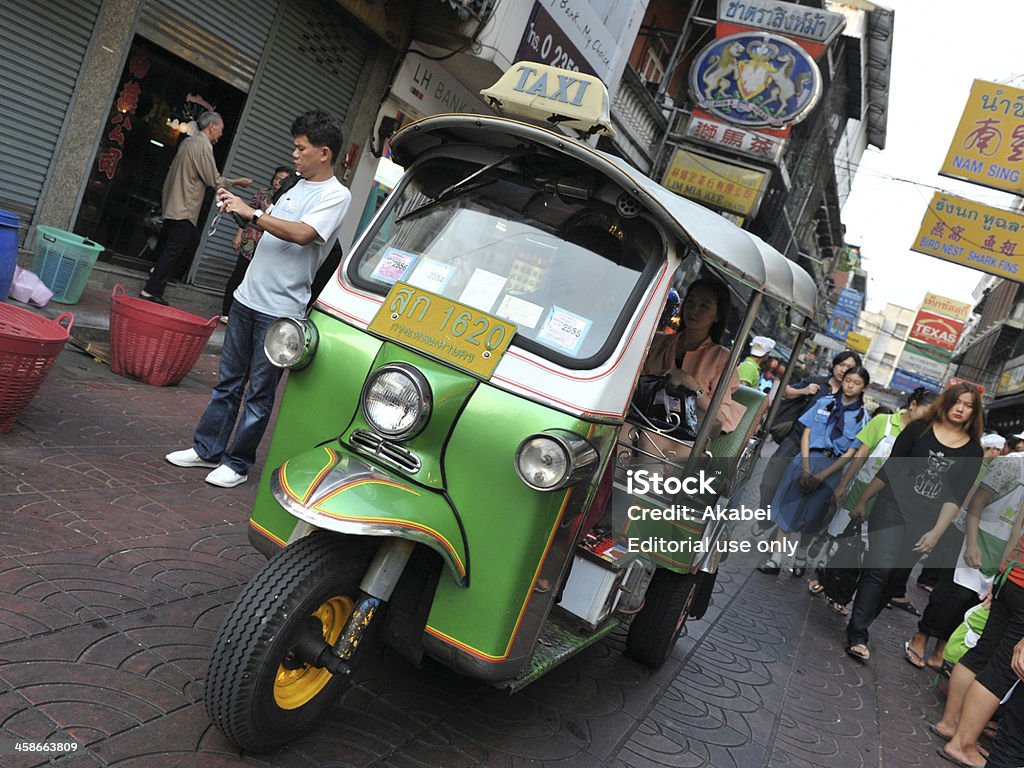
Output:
[390, 114, 818, 318]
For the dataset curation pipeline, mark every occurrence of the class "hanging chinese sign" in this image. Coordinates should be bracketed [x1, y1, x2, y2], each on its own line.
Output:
[684, 114, 785, 163]
[940, 79, 1024, 195]
[97, 51, 150, 181]
[661, 148, 771, 217]
[911, 192, 1024, 283]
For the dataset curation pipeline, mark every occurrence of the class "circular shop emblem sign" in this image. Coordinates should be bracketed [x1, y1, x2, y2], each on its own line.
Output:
[689, 32, 822, 128]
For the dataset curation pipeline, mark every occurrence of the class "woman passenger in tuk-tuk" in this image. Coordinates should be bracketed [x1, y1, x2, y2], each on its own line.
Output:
[641, 276, 744, 436]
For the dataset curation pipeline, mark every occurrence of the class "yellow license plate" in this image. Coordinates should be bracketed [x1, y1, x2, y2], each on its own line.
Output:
[367, 282, 516, 379]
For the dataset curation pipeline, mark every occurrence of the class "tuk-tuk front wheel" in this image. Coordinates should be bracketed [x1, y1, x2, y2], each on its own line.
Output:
[625, 569, 696, 668]
[205, 533, 371, 752]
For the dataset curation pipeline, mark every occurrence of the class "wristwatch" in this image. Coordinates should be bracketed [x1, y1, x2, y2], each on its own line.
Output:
[250, 209, 264, 227]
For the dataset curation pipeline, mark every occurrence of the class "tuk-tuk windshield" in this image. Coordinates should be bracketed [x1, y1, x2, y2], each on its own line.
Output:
[352, 158, 662, 363]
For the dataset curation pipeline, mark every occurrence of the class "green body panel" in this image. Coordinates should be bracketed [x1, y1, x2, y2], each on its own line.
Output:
[276, 445, 468, 580]
[426, 385, 613, 660]
[341, 343, 477, 488]
[250, 311, 383, 547]
[615, 488, 705, 571]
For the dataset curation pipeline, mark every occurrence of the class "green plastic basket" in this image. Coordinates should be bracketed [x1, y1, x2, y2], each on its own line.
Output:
[32, 225, 105, 304]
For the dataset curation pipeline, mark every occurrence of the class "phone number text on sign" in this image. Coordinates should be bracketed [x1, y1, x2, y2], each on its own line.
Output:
[515, 3, 591, 75]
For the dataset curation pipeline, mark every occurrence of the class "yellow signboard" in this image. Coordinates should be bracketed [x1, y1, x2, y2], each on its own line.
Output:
[844, 332, 871, 354]
[661, 148, 770, 217]
[911, 193, 1024, 283]
[922, 292, 972, 322]
[368, 283, 516, 379]
[940, 79, 1024, 195]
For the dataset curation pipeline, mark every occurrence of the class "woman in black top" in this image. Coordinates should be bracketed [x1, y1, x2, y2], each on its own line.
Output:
[844, 383, 984, 662]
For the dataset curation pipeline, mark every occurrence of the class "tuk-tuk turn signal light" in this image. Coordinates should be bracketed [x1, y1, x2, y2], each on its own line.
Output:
[515, 430, 598, 491]
[264, 317, 319, 370]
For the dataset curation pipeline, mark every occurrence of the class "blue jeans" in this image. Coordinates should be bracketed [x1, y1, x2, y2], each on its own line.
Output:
[193, 301, 282, 474]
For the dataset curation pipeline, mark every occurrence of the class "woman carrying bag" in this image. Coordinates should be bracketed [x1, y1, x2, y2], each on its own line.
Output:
[757, 366, 871, 576]
[753, 350, 862, 537]
[844, 383, 984, 663]
[807, 387, 938, 613]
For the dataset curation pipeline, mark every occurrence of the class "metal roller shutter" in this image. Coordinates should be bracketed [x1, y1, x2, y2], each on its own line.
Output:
[137, 0, 277, 91]
[0, 0, 102, 239]
[191, 0, 373, 292]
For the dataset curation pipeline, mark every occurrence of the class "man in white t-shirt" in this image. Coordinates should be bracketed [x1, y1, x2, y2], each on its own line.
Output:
[165, 110, 351, 487]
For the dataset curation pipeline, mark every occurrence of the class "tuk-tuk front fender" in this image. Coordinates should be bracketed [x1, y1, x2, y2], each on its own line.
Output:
[270, 445, 468, 587]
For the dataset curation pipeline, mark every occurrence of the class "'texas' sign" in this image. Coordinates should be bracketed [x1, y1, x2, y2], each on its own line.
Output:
[909, 310, 965, 352]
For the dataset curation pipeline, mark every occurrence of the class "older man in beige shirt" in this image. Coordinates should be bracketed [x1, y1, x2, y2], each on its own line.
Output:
[141, 111, 250, 304]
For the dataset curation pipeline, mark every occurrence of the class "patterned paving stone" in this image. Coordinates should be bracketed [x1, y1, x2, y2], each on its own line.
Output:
[0, 351, 966, 767]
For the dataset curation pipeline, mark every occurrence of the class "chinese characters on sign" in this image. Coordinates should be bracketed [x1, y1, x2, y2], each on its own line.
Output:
[940, 79, 1024, 195]
[661, 148, 770, 217]
[911, 192, 1024, 283]
[97, 52, 150, 181]
[684, 115, 785, 163]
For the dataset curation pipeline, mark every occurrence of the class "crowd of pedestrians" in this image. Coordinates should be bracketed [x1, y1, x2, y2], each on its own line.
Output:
[753, 349, 1024, 768]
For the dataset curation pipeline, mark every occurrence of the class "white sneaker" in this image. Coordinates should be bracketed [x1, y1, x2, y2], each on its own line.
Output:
[205, 465, 248, 488]
[166, 448, 219, 469]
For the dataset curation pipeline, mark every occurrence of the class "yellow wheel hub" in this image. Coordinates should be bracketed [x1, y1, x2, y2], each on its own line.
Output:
[274, 595, 353, 710]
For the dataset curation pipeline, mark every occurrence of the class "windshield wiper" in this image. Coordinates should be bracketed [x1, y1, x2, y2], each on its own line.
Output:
[395, 148, 530, 223]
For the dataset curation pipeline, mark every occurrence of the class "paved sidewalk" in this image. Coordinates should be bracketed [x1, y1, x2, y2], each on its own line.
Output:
[0, 348, 955, 767]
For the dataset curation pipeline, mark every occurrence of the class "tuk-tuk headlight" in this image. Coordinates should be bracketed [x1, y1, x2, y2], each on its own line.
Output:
[361, 364, 431, 439]
[264, 318, 319, 370]
[515, 430, 598, 491]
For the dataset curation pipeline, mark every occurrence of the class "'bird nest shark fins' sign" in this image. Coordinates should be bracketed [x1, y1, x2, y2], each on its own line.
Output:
[911, 192, 1024, 284]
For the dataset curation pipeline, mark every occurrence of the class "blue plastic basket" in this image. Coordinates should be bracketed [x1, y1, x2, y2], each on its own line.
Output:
[31, 226, 105, 304]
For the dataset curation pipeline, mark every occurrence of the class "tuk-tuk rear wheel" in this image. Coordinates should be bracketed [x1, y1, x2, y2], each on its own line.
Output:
[205, 533, 371, 752]
[625, 569, 696, 668]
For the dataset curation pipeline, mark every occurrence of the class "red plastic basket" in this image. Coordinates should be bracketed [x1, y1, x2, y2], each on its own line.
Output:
[109, 284, 218, 386]
[0, 303, 73, 433]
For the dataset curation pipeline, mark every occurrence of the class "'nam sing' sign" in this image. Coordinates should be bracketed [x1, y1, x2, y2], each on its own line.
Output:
[940, 80, 1024, 196]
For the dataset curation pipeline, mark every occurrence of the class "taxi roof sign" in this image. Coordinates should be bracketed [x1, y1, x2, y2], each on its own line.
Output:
[481, 62, 615, 138]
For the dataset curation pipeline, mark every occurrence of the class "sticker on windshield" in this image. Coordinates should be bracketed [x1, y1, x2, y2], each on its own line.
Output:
[408, 257, 454, 293]
[496, 294, 544, 329]
[537, 306, 592, 354]
[457, 268, 506, 312]
[370, 247, 418, 285]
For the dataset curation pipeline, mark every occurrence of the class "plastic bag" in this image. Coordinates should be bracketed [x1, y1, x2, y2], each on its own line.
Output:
[8, 265, 53, 307]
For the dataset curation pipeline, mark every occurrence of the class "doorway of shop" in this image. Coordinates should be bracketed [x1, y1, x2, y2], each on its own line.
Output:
[75, 37, 244, 279]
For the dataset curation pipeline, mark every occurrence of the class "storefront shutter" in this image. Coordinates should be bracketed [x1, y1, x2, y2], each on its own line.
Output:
[0, 0, 102, 239]
[191, 0, 374, 292]
[137, 0, 276, 91]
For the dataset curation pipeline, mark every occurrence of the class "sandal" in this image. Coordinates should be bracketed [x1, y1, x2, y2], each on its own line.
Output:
[757, 558, 781, 575]
[791, 563, 806, 577]
[846, 644, 870, 662]
[904, 641, 927, 669]
[808, 580, 825, 595]
[888, 599, 921, 616]
[827, 598, 849, 616]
